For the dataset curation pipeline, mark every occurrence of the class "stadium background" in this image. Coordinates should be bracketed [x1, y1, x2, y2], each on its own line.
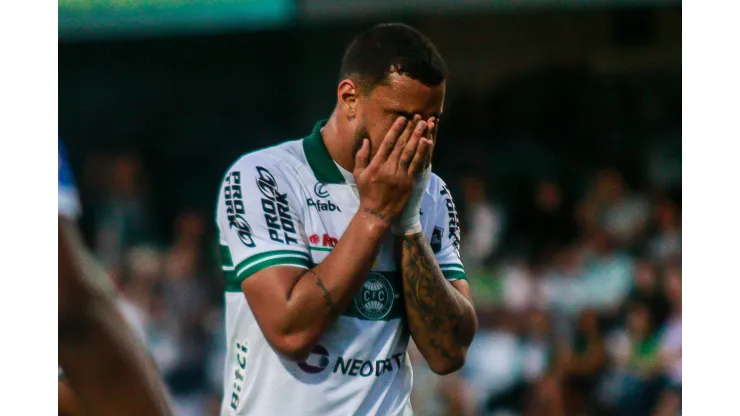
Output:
[59, 1, 681, 415]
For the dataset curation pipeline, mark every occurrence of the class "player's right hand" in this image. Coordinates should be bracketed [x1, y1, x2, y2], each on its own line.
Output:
[354, 115, 433, 226]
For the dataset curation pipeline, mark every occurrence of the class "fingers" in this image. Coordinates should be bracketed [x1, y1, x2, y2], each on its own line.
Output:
[425, 119, 435, 168]
[408, 138, 433, 176]
[389, 115, 422, 163]
[354, 138, 370, 171]
[398, 119, 427, 170]
[372, 116, 408, 165]
[427, 118, 437, 145]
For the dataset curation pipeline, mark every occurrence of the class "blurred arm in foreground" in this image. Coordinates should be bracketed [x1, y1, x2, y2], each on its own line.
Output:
[59, 217, 173, 416]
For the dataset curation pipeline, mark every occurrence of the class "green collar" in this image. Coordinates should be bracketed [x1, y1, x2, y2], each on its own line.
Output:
[302, 119, 345, 184]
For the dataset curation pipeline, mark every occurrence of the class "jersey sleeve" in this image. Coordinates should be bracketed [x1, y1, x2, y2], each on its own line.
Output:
[216, 155, 311, 291]
[431, 179, 466, 281]
[58, 140, 81, 220]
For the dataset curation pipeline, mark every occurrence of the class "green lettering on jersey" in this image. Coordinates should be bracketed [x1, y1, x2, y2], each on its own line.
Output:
[333, 356, 352, 375]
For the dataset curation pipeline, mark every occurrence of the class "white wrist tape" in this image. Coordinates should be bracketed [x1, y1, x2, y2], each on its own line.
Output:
[392, 166, 431, 235]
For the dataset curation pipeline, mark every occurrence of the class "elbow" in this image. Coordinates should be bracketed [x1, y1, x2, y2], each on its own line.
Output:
[270, 332, 319, 363]
[429, 358, 466, 376]
[428, 352, 468, 376]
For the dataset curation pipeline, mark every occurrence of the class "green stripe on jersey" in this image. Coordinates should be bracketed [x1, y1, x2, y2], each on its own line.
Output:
[225, 255, 311, 292]
[220, 245, 234, 267]
[308, 246, 332, 252]
[442, 270, 467, 281]
[439, 262, 465, 271]
[238, 255, 310, 279]
[223, 250, 311, 290]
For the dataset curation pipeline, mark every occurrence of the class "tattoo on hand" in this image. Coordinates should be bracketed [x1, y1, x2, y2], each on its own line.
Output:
[363, 207, 391, 224]
[308, 270, 338, 315]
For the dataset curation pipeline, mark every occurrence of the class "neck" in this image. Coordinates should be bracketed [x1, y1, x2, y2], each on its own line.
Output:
[321, 111, 356, 173]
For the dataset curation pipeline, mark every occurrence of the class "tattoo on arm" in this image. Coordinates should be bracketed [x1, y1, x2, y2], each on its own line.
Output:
[363, 208, 392, 224]
[401, 233, 464, 363]
[307, 269, 338, 315]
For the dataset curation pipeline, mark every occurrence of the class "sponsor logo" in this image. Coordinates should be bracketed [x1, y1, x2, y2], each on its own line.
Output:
[307, 198, 342, 212]
[333, 353, 404, 377]
[354, 272, 394, 320]
[298, 344, 331, 374]
[314, 182, 330, 198]
[430, 226, 443, 253]
[228, 340, 249, 412]
[309, 233, 338, 248]
[255, 166, 298, 245]
[224, 172, 255, 247]
[440, 185, 461, 258]
[308, 182, 341, 212]
[297, 345, 405, 378]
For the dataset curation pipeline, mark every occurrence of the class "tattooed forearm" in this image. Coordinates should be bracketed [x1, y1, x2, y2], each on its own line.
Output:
[400, 233, 475, 373]
[363, 207, 392, 224]
[307, 269, 338, 315]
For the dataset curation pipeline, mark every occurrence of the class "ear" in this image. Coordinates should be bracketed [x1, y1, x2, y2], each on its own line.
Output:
[337, 79, 359, 120]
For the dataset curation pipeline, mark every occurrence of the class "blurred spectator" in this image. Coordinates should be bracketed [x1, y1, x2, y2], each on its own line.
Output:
[93, 154, 156, 268]
[161, 212, 213, 415]
[500, 259, 545, 313]
[521, 309, 554, 385]
[654, 264, 682, 416]
[540, 237, 632, 322]
[460, 308, 523, 415]
[648, 198, 682, 264]
[627, 260, 670, 330]
[525, 179, 576, 260]
[602, 302, 663, 415]
[579, 231, 634, 314]
[163, 244, 203, 315]
[525, 374, 565, 416]
[478, 309, 554, 415]
[578, 169, 651, 247]
[459, 174, 505, 271]
[437, 373, 476, 416]
[541, 245, 587, 317]
[558, 310, 607, 415]
[409, 342, 447, 416]
[147, 285, 182, 379]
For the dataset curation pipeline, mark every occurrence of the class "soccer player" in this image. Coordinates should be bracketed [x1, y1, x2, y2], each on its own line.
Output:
[216, 23, 477, 415]
[58, 140, 173, 415]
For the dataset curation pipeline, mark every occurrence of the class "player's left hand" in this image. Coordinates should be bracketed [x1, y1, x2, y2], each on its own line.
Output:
[391, 116, 435, 235]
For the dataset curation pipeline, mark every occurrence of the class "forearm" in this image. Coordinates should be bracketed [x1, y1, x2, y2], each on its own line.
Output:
[399, 233, 477, 374]
[59, 297, 172, 416]
[58, 379, 85, 416]
[58, 220, 172, 416]
[279, 210, 388, 346]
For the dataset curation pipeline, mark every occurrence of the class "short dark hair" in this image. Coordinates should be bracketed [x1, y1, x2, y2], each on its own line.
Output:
[339, 23, 447, 91]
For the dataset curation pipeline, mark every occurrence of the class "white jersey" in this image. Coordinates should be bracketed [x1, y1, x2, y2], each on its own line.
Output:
[216, 120, 466, 416]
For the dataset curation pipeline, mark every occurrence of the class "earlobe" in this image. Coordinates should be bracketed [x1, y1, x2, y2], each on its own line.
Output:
[338, 80, 358, 119]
